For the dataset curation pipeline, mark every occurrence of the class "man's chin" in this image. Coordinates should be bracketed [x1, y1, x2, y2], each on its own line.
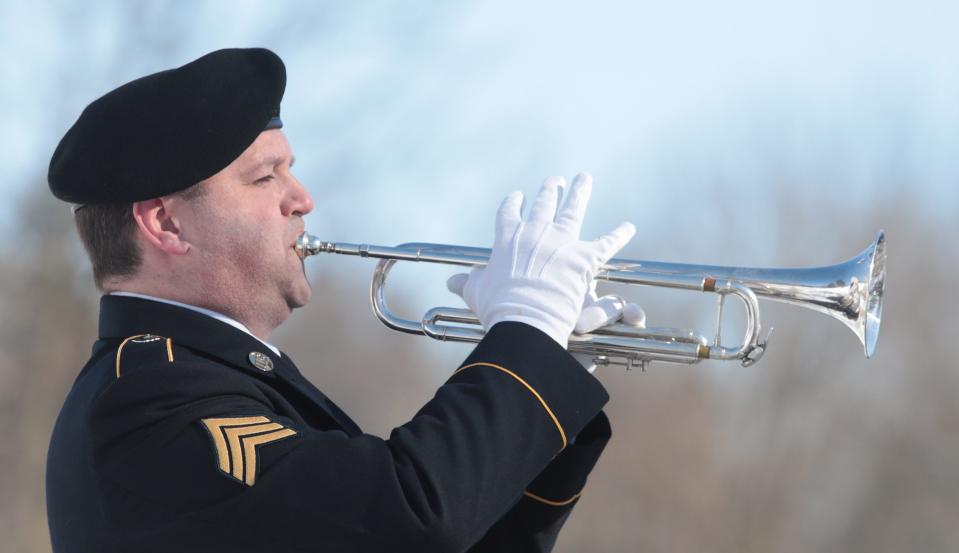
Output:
[287, 282, 312, 310]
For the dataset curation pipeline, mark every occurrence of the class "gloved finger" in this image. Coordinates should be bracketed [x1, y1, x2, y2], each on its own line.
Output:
[495, 191, 524, 244]
[555, 172, 593, 234]
[527, 176, 566, 225]
[446, 273, 469, 299]
[621, 302, 646, 328]
[593, 221, 636, 264]
[575, 294, 626, 334]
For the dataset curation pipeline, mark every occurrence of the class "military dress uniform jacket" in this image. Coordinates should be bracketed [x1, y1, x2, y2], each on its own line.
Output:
[47, 295, 613, 552]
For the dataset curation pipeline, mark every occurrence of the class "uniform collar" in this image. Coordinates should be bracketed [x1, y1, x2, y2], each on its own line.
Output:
[98, 294, 286, 378]
[109, 291, 280, 355]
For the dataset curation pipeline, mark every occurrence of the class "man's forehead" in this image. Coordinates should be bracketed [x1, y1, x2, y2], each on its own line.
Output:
[235, 132, 294, 171]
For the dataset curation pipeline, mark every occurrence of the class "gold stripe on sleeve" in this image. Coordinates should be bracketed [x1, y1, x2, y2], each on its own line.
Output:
[523, 490, 582, 507]
[453, 362, 568, 450]
[165, 338, 174, 362]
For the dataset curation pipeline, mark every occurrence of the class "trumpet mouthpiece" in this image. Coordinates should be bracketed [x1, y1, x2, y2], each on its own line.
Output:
[294, 232, 330, 258]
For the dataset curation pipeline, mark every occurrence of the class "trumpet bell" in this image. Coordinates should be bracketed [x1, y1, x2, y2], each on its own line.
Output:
[596, 230, 887, 359]
[854, 230, 886, 357]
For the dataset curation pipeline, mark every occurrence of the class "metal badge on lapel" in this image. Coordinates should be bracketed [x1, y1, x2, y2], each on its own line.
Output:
[248, 351, 274, 372]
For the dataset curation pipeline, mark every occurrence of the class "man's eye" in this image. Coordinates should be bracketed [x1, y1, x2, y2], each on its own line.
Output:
[255, 175, 275, 184]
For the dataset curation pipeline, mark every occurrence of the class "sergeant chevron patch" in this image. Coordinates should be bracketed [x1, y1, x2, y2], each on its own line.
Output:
[200, 416, 297, 486]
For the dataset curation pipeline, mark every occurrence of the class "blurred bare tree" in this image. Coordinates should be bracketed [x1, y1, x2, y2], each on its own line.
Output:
[0, 188, 98, 551]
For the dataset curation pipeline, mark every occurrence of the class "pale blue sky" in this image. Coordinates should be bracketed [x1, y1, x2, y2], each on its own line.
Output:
[2, 0, 955, 266]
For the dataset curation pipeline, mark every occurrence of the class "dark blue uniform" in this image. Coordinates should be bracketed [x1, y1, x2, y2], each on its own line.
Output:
[47, 295, 612, 552]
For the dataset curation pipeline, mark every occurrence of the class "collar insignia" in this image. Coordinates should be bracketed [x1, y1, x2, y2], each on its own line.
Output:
[248, 351, 274, 372]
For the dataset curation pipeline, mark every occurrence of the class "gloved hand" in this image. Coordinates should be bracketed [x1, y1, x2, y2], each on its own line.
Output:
[572, 280, 647, 373]
[446, 173, 635, 348]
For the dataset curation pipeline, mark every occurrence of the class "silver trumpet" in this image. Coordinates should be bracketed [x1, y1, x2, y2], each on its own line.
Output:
[295, 231, 886, 369]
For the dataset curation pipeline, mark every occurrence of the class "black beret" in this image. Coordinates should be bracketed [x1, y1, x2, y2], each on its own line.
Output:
[48, 48, 286, 205]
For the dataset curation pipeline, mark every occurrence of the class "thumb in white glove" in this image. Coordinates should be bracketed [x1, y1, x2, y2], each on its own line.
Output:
[572, 281, 646, 373]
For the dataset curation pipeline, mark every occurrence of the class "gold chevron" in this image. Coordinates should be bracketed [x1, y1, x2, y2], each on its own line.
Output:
[241, 428, 296, 485]
[201, 416, 297, 486]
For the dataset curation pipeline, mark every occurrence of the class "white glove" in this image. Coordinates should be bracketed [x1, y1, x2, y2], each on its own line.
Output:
[446, 173, 635, 348]
[572, 280, 647, 373]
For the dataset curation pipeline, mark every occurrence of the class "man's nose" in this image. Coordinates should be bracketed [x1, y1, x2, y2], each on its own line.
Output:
[283, 176, 314, 217]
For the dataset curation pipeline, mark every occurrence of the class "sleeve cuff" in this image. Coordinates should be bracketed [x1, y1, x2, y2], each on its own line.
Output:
[524, 411, 612, 505]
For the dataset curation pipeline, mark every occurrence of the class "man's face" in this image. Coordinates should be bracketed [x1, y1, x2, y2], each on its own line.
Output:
[172, 129, 315, 326]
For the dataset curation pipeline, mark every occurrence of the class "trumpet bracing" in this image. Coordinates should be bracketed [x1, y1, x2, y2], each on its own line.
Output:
[295, 231, 886, 369]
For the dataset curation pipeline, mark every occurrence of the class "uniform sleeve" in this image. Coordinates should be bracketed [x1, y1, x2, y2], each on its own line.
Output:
[467, 412, 612, 553]
[89, 322, 608, 553]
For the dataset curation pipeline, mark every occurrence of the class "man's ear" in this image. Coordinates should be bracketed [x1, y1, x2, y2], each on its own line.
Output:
[131, 198, 191, 255]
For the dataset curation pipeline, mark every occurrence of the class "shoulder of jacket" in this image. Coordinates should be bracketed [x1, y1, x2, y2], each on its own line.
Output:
[113, 334, 179, 378]
[111, 334, 252, 384]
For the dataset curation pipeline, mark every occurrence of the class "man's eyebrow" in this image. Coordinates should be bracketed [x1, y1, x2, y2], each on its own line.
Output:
[241, 155, 295, 178]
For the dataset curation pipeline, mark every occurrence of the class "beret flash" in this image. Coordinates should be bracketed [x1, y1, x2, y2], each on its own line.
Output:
[48, 48, 286, 205]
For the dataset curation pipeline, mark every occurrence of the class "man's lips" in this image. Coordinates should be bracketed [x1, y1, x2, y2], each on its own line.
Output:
[289, 232, 303, 249]
[290, 236, 306, 261]
[289, 227, 305, 248]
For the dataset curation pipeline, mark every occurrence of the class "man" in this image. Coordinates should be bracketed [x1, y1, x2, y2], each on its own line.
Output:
[46, 48, 640, 552]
